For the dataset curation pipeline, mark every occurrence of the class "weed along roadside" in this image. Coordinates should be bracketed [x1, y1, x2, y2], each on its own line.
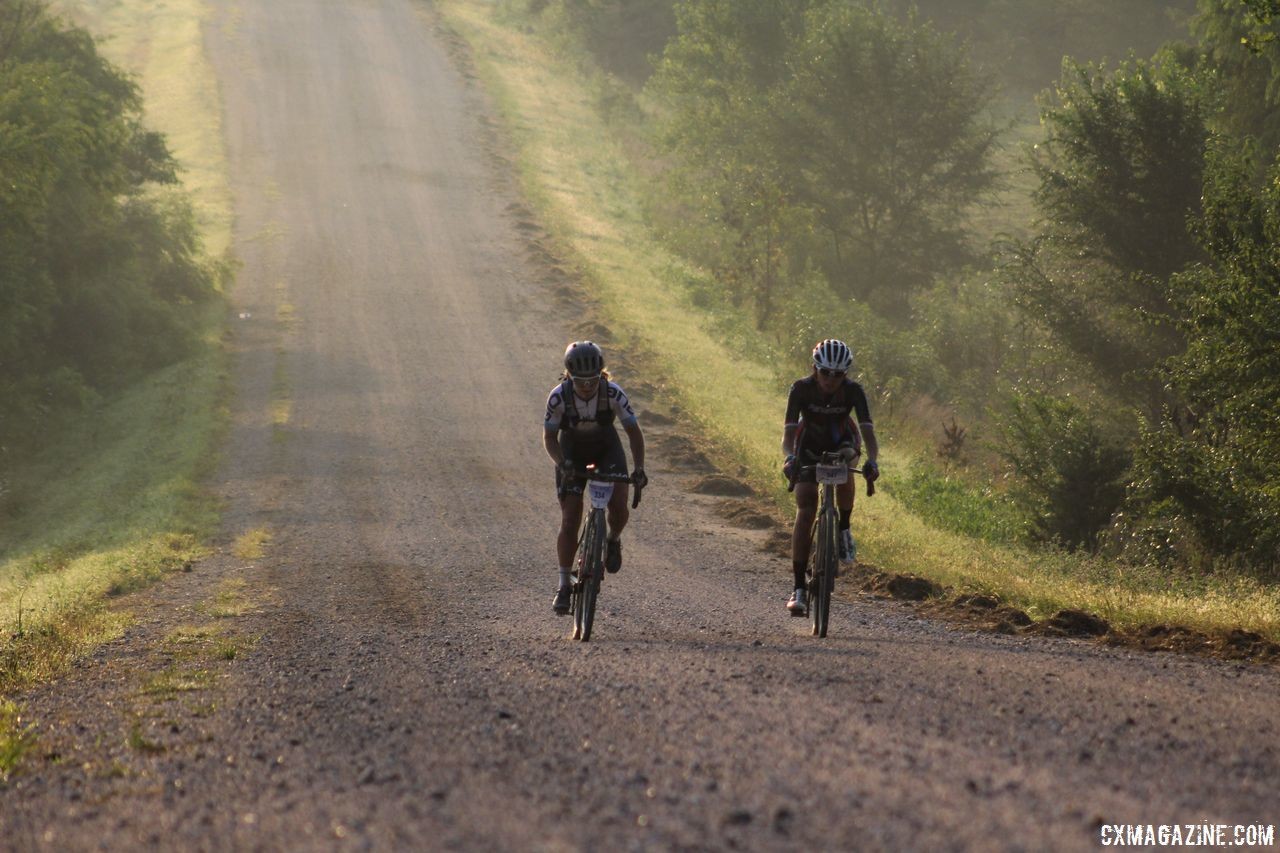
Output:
[1, 0, 235, 700]
[432, 0, 1280, 656]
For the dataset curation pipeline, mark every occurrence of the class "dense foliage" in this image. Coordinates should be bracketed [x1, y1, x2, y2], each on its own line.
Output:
[648, 0, 999, 320]
[1003, 6, 1280, 568]
[508, 0, 1280, 573]
[1195, 0, 1280, 153]
[1131, 144, 1280, 568]
[996, 391, 1131, 551]
[0, 0, 219, 446]
[885, 0, 1197, 98]
[1002, 54, 1212, 410]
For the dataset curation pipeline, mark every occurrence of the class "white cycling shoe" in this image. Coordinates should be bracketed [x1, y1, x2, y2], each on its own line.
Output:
[786, 588, 807, 616]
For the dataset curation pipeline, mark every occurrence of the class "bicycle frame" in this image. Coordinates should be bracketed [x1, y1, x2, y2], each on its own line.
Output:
[788, 452, 872, 638]
[809, 456, 846, 637]
[567, 465, 633, 642]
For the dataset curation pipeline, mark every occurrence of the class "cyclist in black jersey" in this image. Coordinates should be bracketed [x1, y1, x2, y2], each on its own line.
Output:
[543, 341, 647, 615]
[781, 339, 879, 616]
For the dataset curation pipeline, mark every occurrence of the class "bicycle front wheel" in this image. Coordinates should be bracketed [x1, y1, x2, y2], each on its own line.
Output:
[812, 510, 836, 638]
[575, 509, 605, 642]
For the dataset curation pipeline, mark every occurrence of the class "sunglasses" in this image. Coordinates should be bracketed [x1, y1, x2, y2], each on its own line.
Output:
[817, 368, 846, 378]
[571, 375, 601, 384]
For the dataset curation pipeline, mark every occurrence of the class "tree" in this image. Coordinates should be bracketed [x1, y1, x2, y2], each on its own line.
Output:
[782, 3, 999, 316]
[996, 390, 1131, 551]
[649, 0, 999, 320]
[1004, 54, 1212, 408]
[1131, 142, 1280, 566]
[648, 0, 812, 325]
[0, 0, 216, 446]
[1195, 0, 1280, 152]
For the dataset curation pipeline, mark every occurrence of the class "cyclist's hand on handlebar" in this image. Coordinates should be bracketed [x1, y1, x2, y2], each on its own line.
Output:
[559, 458, 577, 479]
[863, 459, 880, 483]
[782, 454, 796, 481]
[631, 468, 648, 490]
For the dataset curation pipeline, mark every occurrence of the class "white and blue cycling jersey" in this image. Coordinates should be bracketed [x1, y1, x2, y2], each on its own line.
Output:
[543, 379, 637, 435]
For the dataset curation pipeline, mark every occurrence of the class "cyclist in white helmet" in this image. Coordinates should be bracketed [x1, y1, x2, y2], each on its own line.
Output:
[543, 341, 647, 615]
[780, 339, 879, 616]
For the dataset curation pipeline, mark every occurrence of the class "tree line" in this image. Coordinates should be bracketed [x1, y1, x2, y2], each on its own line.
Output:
[0, 0, 221, 450]
[518, 0, 1280, 575]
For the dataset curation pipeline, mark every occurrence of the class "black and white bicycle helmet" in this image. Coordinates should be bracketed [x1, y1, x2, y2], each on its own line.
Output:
[812, 338, 853, 373]
[564, 340, 604, 378]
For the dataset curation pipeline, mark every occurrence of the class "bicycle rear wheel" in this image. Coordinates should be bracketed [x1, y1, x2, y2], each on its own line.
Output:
[812, 509, 836, 638]
[574, 509, 605, 642]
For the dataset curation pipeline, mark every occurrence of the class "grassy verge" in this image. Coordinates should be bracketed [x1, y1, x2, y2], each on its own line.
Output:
[1, 0, 233, 696]
[434, 0, 1280, 642]
[0, 700, 38, 781]
[59, 0, 233, 258]
[0, 319, 227, 692]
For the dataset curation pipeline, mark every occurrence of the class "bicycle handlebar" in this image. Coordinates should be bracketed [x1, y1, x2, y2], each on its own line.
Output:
[786, 456, 876, 497]
[560, 465, 645, 508]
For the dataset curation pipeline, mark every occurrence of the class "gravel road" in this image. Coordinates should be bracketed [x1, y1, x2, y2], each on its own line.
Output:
[4, 1, 1278, 850]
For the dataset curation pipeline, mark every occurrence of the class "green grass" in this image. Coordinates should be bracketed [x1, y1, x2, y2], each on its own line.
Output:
[0, 327, 227, 686]
[142, 666, 216, 698]
[435, 0, 1280, 642]
[0, 0, 233, 696]
[0, 700, 38, 781]
[890, 461, 1025, 545]
[126, 720, 165, 753]
[232, 528, 271, 562]
[164, 622, 254, 664]
[139, 624, 251, 702]
[206, 578, 255, 618]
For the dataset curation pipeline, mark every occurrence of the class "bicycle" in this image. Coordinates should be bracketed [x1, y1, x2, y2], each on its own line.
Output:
[563, 464, 642, 642]
[788, 450, 875, 638]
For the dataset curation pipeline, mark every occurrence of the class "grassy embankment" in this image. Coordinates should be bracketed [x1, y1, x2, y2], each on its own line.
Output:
[435, 0, 1280, 641]
[0, 0, 232, 695]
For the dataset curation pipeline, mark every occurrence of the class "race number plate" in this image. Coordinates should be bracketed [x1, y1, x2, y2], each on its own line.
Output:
[815, 463, 849, 485]
[588, 481, 615, 508]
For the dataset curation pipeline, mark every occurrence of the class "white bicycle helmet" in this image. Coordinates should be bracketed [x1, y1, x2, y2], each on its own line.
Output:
[563, 340, 604, 378]
[812, 339, 853, 373]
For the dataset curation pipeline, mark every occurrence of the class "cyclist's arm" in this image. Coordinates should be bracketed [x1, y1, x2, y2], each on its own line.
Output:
[543, 385, 568, 466]
[782, 423, 799, 457]
[622, 418, 645, 470]
[782, 381, 802, 456]
[860, 422, 878, 464]
[608, 382, 645, 471]
[850, 383, 877, 464]
[543, 428, 564, 466]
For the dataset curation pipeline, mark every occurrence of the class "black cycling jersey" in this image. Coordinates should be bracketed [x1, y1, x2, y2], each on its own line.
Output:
[784, 375, 872, 452]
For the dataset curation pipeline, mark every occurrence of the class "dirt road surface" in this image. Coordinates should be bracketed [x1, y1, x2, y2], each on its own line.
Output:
[5, 1, 1279, 850]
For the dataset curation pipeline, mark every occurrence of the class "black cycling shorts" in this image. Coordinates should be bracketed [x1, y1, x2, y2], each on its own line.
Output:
[555, 428, 628, 498]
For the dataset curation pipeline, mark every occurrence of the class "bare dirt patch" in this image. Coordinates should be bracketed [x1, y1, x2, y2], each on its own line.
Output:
[716, 504, 777, 530]
[656, 435, 714, 471]
[691, 474, 754, 497]
[1107, 624, 1280, 662]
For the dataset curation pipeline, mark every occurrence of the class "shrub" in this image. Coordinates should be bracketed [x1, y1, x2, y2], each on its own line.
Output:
[995, 390, 1131, 550]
